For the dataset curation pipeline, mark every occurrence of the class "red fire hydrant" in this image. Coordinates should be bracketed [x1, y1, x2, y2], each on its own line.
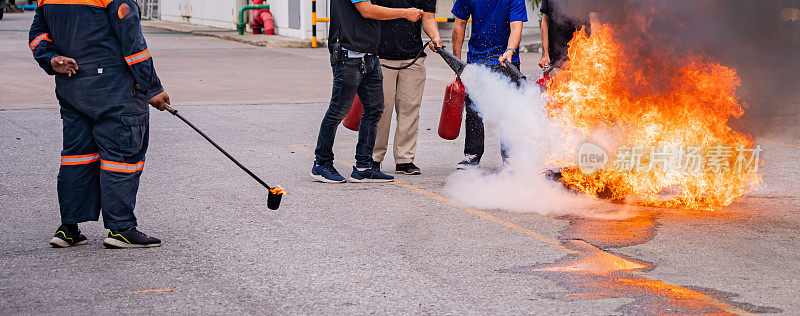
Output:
[250, 0, 275, 35]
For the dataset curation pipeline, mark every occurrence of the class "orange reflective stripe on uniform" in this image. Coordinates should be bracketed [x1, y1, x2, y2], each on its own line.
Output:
[100, 160, 145, 173]
[61, 153, 100, 165]
[125, 49, 151, 66]
[39, 0, 113, 8]
[29, 33, 51, 50]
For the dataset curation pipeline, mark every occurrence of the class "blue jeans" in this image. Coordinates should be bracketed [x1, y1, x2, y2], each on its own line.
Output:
[315, 54, 384, 168]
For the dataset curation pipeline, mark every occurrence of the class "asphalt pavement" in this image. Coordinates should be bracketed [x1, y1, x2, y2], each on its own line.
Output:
[2, 11, 800, 314]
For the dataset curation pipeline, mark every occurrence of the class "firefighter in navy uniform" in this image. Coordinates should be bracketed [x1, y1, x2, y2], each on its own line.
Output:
[30, 0, 169, 249]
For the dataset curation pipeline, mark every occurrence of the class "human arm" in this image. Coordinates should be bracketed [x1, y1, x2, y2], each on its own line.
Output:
[499, 21, 523, 64]
[452, 18, 468, 60]
[353, 1, 422, 21]
[499, 0, 527, 65]
[108, 0, 168, 110]
[29, 6, 76, 76]
[422, 12, 442, 51]
[450, 0, 472, 60]
[539, 14, 551, 68]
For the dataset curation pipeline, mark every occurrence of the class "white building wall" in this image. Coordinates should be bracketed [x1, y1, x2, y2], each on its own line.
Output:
[157, 0, 538, 40]
[158, 0, 321, 38]
[160, 0, 245, 30]
[269, 0, 328, 40]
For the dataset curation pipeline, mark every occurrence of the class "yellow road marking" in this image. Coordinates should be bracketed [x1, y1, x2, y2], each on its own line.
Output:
[290, 143, 753, 315]
[761, 138, 800, 150]
[290, 144, 574, 254]
[392, 181, 578, 254]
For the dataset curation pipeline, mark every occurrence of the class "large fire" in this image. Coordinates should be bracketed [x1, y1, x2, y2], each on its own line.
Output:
[545, 25, 761, 210]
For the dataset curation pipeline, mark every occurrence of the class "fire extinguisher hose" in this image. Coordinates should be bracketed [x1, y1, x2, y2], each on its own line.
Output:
[380, 40, 432, 70]
[477, 55, 527, 80]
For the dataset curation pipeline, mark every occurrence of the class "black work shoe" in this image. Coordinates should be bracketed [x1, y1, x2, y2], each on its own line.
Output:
[372, 161, 381, 171]
[103, 227, 162, 249]
[50, 225, 88, 248]
[396, 163, 421, 175]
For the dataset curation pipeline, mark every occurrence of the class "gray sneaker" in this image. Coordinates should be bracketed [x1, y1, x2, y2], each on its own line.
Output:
[456, 154, 480, 170]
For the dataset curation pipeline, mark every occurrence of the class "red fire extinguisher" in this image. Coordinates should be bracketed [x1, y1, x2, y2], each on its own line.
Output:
[438, 78, 467, 140]
[342, 95, 363, 131]
[536, 72, 552, 92]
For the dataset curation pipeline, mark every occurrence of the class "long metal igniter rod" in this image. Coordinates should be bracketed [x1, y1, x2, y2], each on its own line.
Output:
[163, 104, 272, 190]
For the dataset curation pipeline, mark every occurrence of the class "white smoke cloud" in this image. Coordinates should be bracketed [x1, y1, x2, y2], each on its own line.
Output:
[444, 65, 602, 214]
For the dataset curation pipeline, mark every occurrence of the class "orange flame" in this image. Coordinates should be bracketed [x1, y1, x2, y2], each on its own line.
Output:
[545, 25, 761, 210]
[270, 185, 286, 196]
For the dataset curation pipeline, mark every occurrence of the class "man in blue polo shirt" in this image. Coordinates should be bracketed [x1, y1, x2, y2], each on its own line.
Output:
[451, 0, 527, 169]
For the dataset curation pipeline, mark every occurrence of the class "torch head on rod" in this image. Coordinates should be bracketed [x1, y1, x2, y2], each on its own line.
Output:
[267, 186, 285, 210]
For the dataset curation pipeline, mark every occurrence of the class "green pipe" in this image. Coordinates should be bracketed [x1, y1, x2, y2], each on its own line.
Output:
[237, 4, 271, 35]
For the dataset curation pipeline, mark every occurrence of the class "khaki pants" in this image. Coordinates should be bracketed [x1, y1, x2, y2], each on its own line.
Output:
[373, 57, 426, 164]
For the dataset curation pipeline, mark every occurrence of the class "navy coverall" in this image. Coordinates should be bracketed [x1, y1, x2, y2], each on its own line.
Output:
[29, 0, 164, 230]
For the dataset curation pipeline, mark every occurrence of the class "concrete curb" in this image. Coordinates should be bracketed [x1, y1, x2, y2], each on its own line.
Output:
[142, 20, 314, 49]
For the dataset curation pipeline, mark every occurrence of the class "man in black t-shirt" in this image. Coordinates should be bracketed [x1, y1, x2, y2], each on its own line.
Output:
[372, 0, 441, 175]
[312, 0, 422, 183]
[538, 0, 599, 69]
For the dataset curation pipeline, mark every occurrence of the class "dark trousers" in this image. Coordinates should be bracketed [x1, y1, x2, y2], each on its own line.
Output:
[55, 66, 149, 230]
[315, 54, 384, 168]
[464, 62, 522, 160]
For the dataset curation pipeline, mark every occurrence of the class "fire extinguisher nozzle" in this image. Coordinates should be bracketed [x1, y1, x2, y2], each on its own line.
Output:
[436, 48, 467, 77]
